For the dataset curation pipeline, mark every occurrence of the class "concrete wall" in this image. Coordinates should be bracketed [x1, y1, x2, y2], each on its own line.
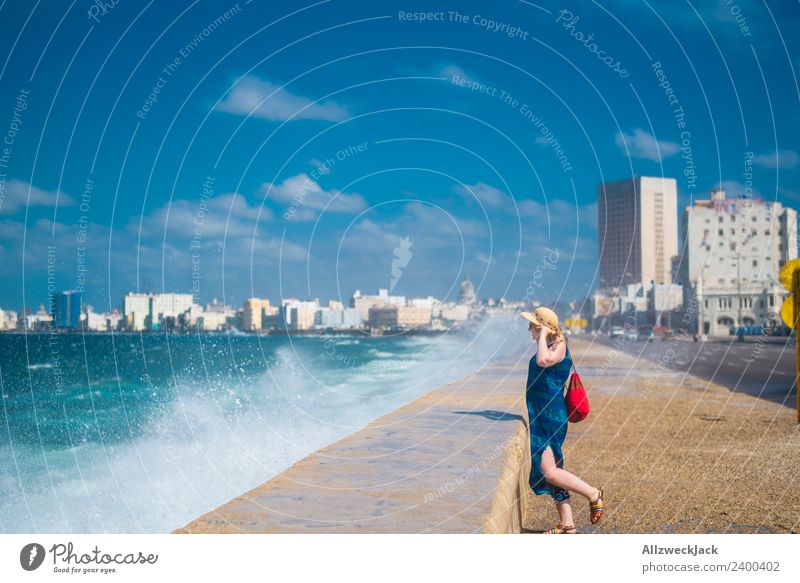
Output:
[174, 356, 532, 534]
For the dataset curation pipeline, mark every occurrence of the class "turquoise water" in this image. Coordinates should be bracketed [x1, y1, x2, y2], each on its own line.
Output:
[0, 316, 526, 533]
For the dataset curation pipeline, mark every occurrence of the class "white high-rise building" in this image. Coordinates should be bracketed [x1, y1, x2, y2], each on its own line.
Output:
[123, 293, 193, 331]
[123, 293, 152, 331]
[678, 188, 798, 336]
[598, 176, 679, 291]
[149, 293, 193, 328]
[281, 299, 320, 331]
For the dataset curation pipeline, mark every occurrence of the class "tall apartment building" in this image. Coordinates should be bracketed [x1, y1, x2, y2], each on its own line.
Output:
[148, 293, 193, 330]
[123, 292, 193, 331]
[280, 299, 320, 331]
[241, 298, 274, 331]
[51, 290, 82, 328]
[677, 188, 798, 335]
[598, 176, 678, 290]
[123, 293, 152, 331]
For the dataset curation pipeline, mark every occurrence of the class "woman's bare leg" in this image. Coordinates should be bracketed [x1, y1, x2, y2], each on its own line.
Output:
[540, 446, 600, 501]
[556, 500, 574, 526]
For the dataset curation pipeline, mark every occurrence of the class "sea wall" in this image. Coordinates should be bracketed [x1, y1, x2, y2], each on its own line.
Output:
[174, 354, 532, 534]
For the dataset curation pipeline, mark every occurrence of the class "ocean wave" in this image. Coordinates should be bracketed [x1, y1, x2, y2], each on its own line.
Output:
[0, 314, 529, 533]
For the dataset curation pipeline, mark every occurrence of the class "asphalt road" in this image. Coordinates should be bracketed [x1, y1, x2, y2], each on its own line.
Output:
[583, 333, 798, 408]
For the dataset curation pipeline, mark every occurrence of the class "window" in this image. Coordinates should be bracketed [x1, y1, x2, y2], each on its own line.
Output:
[718, 229, 724, 236]
[751, 229, 757, 236]
[719, 216, 724, 223]
[752, 216, 757, 222]
[760, 300, 765, 308]
[730, 228, 736, 235]
[770, 296, 774, 306]
[753, 260, 758, 267]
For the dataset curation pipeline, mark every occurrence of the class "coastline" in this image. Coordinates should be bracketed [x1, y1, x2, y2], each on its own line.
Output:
[175, 337, 800, 534]
[175, 350, 532, 534]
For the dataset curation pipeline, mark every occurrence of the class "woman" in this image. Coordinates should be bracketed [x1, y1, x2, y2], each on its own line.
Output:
[521, 307, 604, 534]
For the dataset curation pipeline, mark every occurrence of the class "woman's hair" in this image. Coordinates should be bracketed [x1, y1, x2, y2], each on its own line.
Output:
[532, 320, 564, 344]
[546, 325, 564, 345]
[547, 326, 564, 342]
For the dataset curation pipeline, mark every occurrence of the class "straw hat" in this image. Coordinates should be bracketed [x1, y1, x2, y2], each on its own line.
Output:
[520, 307, 559, 331]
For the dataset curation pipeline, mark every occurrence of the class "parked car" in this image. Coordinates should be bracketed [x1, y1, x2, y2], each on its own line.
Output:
[609, 326, 625, 339]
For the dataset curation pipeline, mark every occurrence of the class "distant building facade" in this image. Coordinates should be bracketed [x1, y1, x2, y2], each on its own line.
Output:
[351, 289, 405, 320]
[598, 176, 678, 291]
[242, 298, 266, 331]
[51, 290, 82, 328]
[678, 188, 798, 335]
[123, 292, 193, 331]
[123, 293, 151, 331]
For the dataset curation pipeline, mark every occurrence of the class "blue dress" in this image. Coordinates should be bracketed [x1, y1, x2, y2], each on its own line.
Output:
[526, 340, 572, 502]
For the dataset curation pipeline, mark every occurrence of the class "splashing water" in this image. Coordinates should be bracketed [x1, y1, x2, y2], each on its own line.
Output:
[0, 314, 528, 532]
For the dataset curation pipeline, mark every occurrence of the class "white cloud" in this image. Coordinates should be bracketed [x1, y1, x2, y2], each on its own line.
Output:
[261, 173, 367, 218]
[216, 76, 349, 122]
[0, 179, 74, 214]
[615, 128, 680, 162]
[133, 192, 272, 239]
[753, 149, 800, 169]
[437, 63, 479, 85]
[454, 182, 508, 208]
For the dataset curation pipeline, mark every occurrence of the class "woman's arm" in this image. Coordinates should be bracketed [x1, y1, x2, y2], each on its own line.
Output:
[536, 330, 566, 367]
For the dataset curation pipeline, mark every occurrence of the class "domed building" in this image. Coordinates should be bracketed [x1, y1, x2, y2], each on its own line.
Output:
[457, 275, 476, 305]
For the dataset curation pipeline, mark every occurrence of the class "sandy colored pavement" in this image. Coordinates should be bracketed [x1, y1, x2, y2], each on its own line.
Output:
[523, 338, 800, 534]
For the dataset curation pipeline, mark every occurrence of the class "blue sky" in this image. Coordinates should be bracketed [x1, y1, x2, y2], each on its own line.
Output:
[0, 0, 799, 312]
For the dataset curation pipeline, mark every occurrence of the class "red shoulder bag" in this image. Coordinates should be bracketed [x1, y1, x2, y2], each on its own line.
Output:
[564, 349, 589, 423]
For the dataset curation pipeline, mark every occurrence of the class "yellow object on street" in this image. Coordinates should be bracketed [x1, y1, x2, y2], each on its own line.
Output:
[780, 259, 800, 423]
[780, 258, 800, 291]
[780, 296, 794, 328]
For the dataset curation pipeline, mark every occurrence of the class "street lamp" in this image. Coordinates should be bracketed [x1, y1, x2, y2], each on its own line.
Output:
[735, 232, 756, 342]
[695, 266, 709, 341]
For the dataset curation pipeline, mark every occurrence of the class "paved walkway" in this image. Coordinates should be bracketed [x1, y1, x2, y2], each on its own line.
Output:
[523, 338, 800, 534]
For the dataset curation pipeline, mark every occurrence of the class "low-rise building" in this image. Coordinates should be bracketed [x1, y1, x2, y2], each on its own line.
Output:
[351, 289, 405, 320]
[315, 307, 362, 329]
[25, 305, 52, 331]
[0, 309, 18, 331]
[369, 304, 432, 329]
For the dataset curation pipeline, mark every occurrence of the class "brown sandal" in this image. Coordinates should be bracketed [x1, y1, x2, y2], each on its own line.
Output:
[542, 523, 576, 534]
[590, 488, 604, 525]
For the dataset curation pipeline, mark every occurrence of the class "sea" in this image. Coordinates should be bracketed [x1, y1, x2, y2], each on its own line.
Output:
[0, 315, 529, 533]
